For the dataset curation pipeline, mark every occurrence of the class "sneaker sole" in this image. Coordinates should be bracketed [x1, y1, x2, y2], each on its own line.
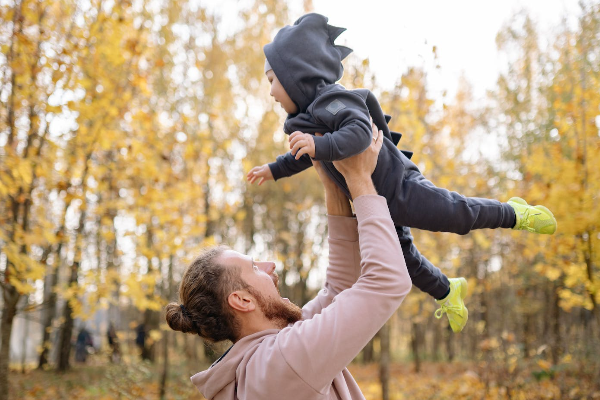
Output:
[534, 205, 557, 234]
[509, 198, 558, 235]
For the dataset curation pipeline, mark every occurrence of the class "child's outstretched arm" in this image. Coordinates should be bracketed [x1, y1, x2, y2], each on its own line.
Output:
[262, 151, 314, 182]
[247, 152, 313, 185]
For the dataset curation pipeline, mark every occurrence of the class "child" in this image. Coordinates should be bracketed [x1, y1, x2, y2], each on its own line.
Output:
[247, 13, 557, 333]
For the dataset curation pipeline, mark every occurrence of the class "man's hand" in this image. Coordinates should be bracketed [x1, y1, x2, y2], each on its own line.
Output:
[333, 118, 382, 199]
[247, 164, 274, 186]
[312, 133, 352, 217]
[289, 131, 316, 160]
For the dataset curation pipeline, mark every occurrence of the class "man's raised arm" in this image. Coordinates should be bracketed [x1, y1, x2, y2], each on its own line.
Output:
[277, 124, 412, 396]
[302, 158, 360, 320]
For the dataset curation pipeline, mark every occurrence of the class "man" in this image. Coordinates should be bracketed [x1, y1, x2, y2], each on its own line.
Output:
[165, 120, 412, 399]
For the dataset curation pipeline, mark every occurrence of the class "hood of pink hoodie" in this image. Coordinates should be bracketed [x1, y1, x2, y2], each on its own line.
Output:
[190, 329, 280, 400]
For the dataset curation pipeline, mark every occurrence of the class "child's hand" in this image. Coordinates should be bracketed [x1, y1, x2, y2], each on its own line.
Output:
[289, 131, 316, 160]
[247, 164, 274, 186]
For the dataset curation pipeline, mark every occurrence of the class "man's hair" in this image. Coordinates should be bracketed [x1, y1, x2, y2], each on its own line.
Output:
[165, 245, 248, 342]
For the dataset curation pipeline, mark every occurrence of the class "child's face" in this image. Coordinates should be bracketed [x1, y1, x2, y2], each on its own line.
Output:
[266, 70, 298, 114]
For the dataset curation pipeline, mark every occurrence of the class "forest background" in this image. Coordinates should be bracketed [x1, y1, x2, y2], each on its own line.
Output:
[1, 0, 599, 399]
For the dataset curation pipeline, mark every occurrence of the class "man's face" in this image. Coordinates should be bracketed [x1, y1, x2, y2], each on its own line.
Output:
[217, 249, 302, 328]
[266, 69, 298, 114]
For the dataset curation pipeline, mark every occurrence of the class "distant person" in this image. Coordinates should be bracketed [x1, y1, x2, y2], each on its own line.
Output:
[75, 327, 93, 363]
[247, 13, 557, 333]
[166, 123, 413, 399]
[107, 323, 121, 363]
[135, 322, 148, 359]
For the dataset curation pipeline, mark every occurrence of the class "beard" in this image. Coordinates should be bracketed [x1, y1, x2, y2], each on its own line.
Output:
[247, 287, 303, 329]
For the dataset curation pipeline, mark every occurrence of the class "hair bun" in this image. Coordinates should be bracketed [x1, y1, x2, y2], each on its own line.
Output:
[165, 302, 195, 334]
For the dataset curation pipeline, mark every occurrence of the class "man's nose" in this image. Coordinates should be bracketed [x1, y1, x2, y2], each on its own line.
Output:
[258, 261, 276, 275]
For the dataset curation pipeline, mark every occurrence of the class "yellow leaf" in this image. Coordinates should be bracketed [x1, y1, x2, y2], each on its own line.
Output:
[537, 359, 552, 370]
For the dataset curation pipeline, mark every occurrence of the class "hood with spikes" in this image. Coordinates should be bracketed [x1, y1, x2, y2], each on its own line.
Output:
[264, 13, 353, 113]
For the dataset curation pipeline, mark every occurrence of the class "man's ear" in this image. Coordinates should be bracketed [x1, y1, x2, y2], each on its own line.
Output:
[228, 290, 256, 313]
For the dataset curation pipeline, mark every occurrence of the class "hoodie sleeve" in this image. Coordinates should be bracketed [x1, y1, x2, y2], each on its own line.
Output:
[268, 152, 313, 181]
[301, 215, 361, 320]
[276, 195, 412, 395]
[311, 91, 373, 162]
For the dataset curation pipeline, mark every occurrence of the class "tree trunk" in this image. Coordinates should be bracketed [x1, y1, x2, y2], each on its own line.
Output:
[57, 170, 90, 371]
[445, 324, 454, 362]
[140, 308, 160, 362]
[184, 335, 198, 362]
[362, 336, 375, 364]
[432, 322, 441, 361]
[241, 189, 255, 254]
[159, 331, 169, 399]
[411, 321, 421, 373]
[551, 281, 561, 364]
[379, 322, 390, 400]
[204, 178, 214, 239]
[21, 296, 29, 373]
[543, 282, 551, 341]
[0, 285, 21, 400]
[583, 231, 600, 330]
[481, 279, 489, 339]
[5, 0, 24, 147]
[141, 310, 152, 361]
[57, 261, 79, 371]
[38, 242, 63, 369]
[523, 288, 534, 359]
[159, 256, 174, 399]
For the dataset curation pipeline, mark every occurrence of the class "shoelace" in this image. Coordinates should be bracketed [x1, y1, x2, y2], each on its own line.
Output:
[516, 208, 541, 233]
[434, 303, 463, 319]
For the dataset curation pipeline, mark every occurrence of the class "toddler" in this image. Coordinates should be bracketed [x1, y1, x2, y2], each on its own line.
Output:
[247, 13, 557, 332]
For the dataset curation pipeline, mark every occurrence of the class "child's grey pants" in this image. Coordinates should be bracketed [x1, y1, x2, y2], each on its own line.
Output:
[394, 166, 516, 299]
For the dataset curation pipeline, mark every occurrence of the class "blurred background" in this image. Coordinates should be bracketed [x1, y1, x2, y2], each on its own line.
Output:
[1, 0, 599, 399]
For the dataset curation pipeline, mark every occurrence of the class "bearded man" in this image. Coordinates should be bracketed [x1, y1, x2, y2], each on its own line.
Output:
[165, 120, 412, 399]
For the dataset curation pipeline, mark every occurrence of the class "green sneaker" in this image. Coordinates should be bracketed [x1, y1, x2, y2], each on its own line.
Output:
[435, 277, 469, 333]
[508, 197, 557, 235]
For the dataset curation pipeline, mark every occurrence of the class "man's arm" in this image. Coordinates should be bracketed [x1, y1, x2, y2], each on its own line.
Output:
[301, 159, 359, 320]
[276, 127, 412, 395]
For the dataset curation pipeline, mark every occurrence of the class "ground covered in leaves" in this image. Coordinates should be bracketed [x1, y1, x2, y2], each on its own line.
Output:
[350, 362, 600, 400]
[10, 358, 600, 399]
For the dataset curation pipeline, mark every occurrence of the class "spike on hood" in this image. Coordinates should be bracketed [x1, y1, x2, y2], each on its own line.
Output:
[264, 13, 353, 113]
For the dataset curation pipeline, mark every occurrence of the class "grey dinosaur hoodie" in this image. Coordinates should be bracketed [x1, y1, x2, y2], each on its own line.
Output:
[264, 14, 419, 227]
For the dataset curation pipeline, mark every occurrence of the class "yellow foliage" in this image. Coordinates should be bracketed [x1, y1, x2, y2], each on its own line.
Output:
[537, 359, 552, 370]
[148, 329, 162, 342]
[473, 231, 491, 250]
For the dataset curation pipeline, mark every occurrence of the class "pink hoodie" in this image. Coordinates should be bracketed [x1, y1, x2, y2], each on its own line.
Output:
[191, 195, 412, 399]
